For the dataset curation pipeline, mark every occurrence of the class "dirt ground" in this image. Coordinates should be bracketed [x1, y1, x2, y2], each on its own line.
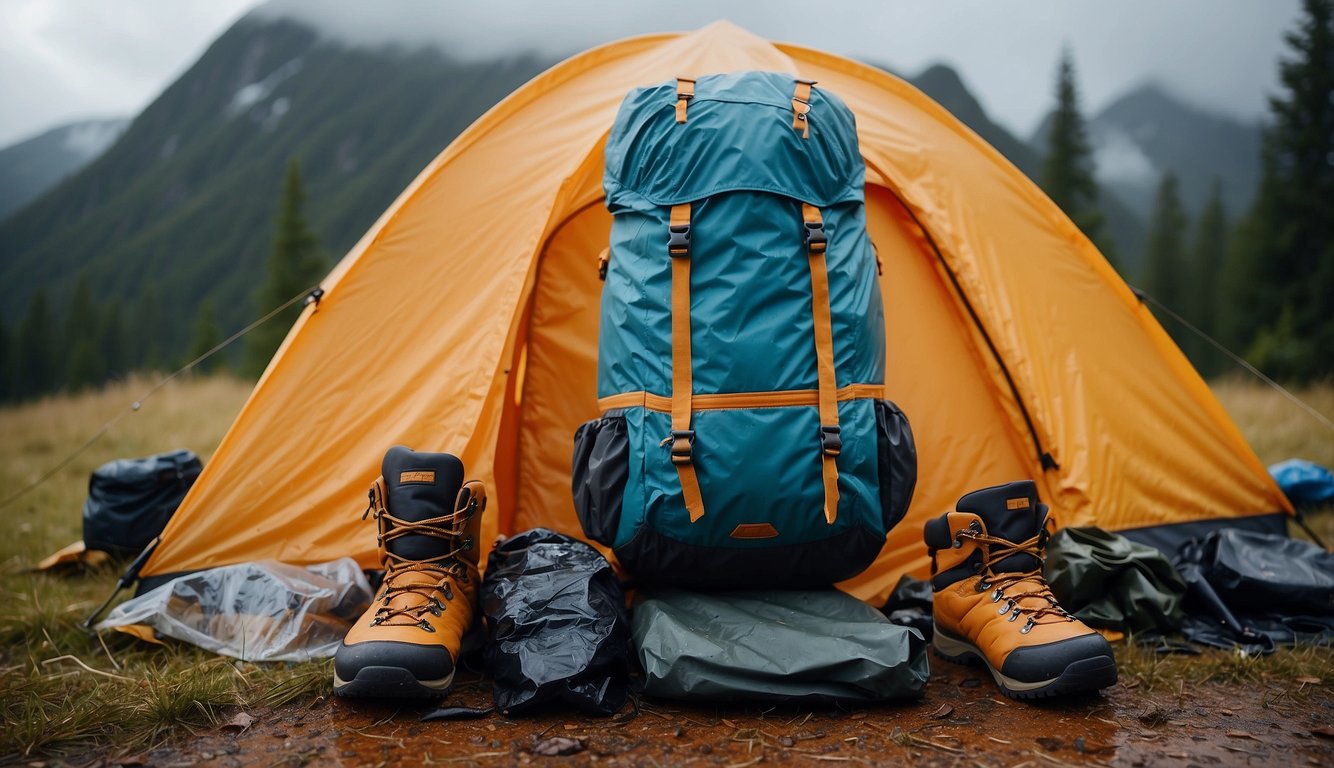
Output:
[117, 656, 1332, 768]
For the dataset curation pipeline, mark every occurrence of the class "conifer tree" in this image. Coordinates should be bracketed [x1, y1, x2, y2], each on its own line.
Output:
[15, 289, 54, 400]
[0, 315, 11, 401]
[244, 159, 327, 377]
[64, 277, 106, 390]
[1142, 172, 1189, 319]
[133, 285, 165, 372]
[1186, 180, 1229, 375]
[189, 300, 224, 374]
[101, 300, 126, 381]
[1229, 0, 1333, 380]
[1041, 48, 1115, 264]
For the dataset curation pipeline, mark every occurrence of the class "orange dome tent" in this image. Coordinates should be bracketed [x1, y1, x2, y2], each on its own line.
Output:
[138, 22, 1291, 605]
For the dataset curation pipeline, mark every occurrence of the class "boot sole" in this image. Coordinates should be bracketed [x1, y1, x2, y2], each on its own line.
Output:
[933, 627, 1116, 700]
[332, 665, 455, 699]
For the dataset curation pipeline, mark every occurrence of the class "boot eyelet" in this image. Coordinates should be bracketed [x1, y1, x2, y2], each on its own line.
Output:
[990, 588, 1004, 603]
[417, 619, 435, 632]
[1020, 619, 1035, 634]
[952, 539, 962, 549]
[975, 579, 992, 592]
[998, 600, 1015, 615]
[1007, 607, 1022, 622]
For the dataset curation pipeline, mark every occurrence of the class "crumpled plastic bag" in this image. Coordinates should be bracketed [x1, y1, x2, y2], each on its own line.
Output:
[481, 529, 630, 716]
[97, 558, 372, 661]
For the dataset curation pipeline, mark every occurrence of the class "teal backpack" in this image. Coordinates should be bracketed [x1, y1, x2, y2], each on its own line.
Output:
[573, 72, 916, 588]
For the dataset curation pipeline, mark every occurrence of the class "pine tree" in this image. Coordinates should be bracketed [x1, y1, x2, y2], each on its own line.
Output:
[101, 299, 126, 381]
[1142, 172, 1189, 310]
[1040, 48, 1115, 264]
[189, 299, 224, 374]
[0, 315, 11, 401]
[64, 277, 106, 391]
[15, 290, 55, 400]
[133, 285, 165, 372]
[1231, 0, 1333, 380]
[244, 159, 327, 377]
[1186, 180, 1229, 375]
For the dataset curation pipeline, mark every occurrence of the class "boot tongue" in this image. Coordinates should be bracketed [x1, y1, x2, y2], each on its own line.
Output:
[381, 446, 465, 563]
[957, 480, 1046, 573]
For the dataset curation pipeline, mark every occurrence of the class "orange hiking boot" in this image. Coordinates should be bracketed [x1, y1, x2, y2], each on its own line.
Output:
[924, 480, 1116, 700]
[334, 446, 485, 698]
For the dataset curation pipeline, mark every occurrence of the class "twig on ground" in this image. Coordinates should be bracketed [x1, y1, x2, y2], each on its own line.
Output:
[41, 654, 135, 682]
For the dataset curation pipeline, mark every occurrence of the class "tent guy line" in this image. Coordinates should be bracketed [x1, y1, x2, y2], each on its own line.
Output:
[1139, 291, 1334, 434]
[0, 283, 325, 514]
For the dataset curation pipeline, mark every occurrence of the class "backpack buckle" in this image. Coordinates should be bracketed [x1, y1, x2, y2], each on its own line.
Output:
[819, 425, 842, 456]
[803, 220, 827, 253]
[668, 429, 695, 465]
[667, 224, 691, 257]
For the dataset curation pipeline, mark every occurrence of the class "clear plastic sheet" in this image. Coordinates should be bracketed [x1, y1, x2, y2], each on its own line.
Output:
[97, 558, 372, 661]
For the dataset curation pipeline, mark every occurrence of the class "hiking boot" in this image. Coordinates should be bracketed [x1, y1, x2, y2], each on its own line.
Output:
[924, 480, 1116, 700]
[333, 446, 485, 698]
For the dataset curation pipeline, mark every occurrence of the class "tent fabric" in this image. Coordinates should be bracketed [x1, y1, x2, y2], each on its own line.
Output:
[140, 23, 1291, 606]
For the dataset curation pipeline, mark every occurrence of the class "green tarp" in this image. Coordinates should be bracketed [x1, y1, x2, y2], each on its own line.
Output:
[633, 589, 928, 703]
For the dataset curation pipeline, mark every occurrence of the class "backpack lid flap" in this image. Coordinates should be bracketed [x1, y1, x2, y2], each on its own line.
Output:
[604, 71, 865, 208]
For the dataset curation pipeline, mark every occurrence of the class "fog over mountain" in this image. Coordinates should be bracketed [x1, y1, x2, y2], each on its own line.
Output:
[252, 0, 1299, 136]
[1, 0, 1302, 147]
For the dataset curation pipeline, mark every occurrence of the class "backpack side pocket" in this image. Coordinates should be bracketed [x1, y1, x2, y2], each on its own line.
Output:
[572, 410, 630, 546]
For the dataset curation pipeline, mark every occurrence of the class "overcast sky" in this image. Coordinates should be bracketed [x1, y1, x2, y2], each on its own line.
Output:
[0, 0, 1306, 148]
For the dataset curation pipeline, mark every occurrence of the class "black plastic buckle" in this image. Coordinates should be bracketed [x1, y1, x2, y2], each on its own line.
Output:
[668, 429, 695, 465]
[803, 220, 827, 253]
[819, 424, 841, 456]
[667, 224, 691, 257]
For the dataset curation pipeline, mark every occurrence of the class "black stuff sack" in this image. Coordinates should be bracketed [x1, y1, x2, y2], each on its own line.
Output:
[83, 449, 202, 557]
[480, 528, 630, 716]
[633, 589, 929, 703]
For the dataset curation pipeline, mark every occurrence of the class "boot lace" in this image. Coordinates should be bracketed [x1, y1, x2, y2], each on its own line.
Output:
[363, 479, 476, 631]
[957, 525, 1074, 635]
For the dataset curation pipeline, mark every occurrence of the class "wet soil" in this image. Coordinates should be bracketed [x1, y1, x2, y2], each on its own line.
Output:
[140, 660, 1331, 767]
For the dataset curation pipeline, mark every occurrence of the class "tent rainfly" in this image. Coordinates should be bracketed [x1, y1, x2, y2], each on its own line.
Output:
[138, 22, 1292, 605]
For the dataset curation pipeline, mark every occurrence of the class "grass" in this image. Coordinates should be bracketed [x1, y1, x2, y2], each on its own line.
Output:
[1, 374, 1332, 759]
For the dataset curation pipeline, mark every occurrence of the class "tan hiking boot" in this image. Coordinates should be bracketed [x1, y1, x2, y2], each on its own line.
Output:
[333, 446, 485, 698]
[924, 480, 1116, 699]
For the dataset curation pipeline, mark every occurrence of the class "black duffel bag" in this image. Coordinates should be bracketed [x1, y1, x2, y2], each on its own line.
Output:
[83, 449, 202, 556]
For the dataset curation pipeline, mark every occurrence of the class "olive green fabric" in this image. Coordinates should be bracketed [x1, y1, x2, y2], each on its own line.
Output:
[632, 589, 928, 703]
[1047, 527, 1185, 634]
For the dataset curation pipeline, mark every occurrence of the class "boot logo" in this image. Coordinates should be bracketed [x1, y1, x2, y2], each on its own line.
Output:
[1006, 497, 1030, 510]
[399, 470, 437, 484]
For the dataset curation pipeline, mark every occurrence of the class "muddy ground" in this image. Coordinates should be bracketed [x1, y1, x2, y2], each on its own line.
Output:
[113, 657, 1333, 768]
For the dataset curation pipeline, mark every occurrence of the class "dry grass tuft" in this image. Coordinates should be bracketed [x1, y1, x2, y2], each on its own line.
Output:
[1211, 375, 1334, 468]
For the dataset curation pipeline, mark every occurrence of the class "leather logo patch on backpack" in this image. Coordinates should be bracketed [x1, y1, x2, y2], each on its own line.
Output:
[730, 523, 780, 539]
[399, 470, 436, 484]
[1007, 497, 1030, 510]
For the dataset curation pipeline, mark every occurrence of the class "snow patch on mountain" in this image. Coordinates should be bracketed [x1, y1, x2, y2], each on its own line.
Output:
[227, 58, 303, 117]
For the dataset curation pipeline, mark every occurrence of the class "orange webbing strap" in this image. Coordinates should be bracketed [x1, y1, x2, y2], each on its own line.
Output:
[675, 77, 696, 124]
[791, 79, 816, 138]
[667, 203, 705, 522]
[803, 203, 840, 524]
